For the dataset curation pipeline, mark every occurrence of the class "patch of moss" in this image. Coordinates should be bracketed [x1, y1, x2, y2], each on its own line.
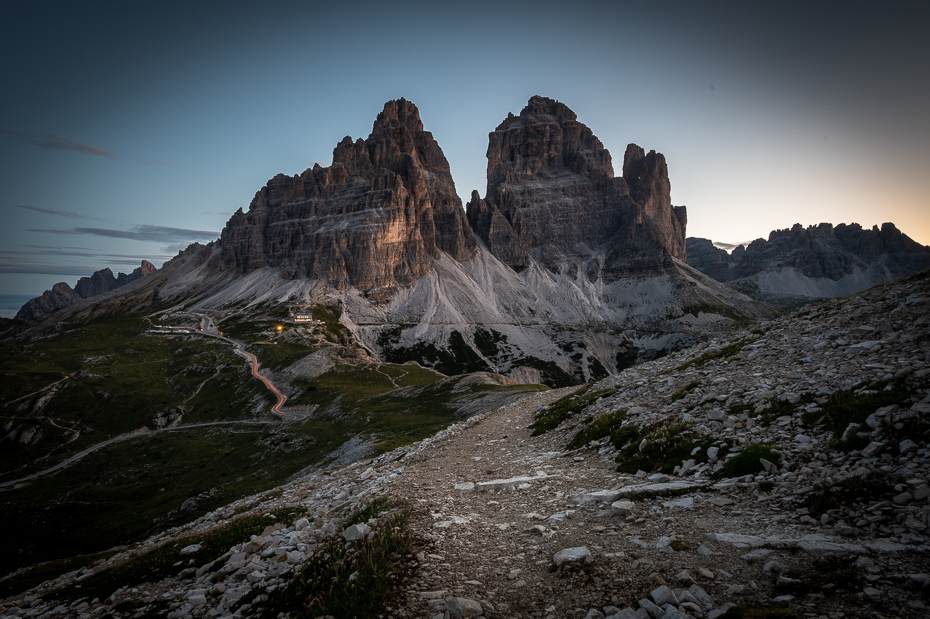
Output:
[676, 338, 754, 371]
[669, 539, 691, 552]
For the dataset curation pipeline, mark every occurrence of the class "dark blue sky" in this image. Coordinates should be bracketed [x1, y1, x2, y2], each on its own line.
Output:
[2, 1, 928, 315]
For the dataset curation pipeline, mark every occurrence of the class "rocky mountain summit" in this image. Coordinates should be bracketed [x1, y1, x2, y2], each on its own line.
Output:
[687, 223, 930, 308]
[211, 98, 476, 293]
[466, 96, 686, 276]
[15, 261, 157, 321]
[5, 269, 928, 619]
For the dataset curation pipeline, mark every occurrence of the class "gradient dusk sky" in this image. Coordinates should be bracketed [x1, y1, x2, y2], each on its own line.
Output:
[1, 1, 928, 316]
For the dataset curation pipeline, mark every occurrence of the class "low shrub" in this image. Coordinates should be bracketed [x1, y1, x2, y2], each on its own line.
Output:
[614, 423, 720, 474]
[716, 443, 779, 479]
[52, 508, 300, 602]
[669, 380, 700, 403]
[812, 377, 916, 438]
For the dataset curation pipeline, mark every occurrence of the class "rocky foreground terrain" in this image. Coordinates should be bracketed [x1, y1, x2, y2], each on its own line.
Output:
[3, 271, 929, 619]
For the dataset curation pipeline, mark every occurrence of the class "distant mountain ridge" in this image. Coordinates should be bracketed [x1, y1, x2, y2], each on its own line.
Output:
[687, 222, 930, 307]
[15, 260, 157, 321]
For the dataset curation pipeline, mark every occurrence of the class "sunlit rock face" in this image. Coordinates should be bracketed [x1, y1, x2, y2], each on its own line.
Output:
[214, 98, 477, 292]
[466, 95, 687, 278]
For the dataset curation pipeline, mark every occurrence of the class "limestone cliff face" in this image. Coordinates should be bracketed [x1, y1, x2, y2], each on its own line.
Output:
[213, 99, 476, 292]
[16, 261, 158, 321]
[466, 96, 687, 277]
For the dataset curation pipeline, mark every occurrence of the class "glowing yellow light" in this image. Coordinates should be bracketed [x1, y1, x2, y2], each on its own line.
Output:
[277, 325, 283, 331]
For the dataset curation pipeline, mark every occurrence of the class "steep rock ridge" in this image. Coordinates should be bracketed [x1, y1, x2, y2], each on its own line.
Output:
[212, 98, 476, 293]
[687, 222, 930, 307]
[15, 261, 157, 321]
[466, 95, 687, 277]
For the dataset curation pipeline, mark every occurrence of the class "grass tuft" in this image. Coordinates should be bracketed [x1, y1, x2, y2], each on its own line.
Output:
[567, 409, 627, 450]
[251, 500, 412, 618]
[529, 385, 614, 435]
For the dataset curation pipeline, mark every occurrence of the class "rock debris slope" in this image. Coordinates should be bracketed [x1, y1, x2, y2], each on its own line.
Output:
[687, 222, 930, 308]
[5, 270, 929, 619]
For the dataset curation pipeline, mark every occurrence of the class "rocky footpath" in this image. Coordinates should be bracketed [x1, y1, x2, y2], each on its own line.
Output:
[3, 271, 929, 619]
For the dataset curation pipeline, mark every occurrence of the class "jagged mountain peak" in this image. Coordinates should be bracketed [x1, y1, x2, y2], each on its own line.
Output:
[371, 97, 424, 133]
[468, 95, 686, 274]
[212, 98, 475, 291]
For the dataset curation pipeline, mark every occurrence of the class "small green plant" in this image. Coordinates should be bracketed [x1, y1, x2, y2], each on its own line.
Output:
[758, 480, 776, 492]
[669, 380, 700, 403]
[613, 422, 720, 474]
[669, 539, 691, 552]
[567, 409, 627, 450]
[529, 385, 614, 435]
[716, 443, 779, 479]
[813, 377, 917, 439]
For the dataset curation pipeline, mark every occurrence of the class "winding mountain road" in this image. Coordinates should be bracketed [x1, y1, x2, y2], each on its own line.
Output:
[0, 420, 276, 489]
[198, 314, 302, 421]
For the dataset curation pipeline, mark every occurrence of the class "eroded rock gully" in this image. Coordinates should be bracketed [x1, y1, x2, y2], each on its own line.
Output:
[4, 271, 930, 619]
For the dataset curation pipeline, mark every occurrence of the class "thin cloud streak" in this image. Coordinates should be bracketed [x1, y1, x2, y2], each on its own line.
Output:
[16, 204, 94, 219]
[26, 225, 218, 244]
[0, 260, 106, 276]
[0, 129, 118, 159]
[73, 225, 219, 244]
[0, 129, 173, 165]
